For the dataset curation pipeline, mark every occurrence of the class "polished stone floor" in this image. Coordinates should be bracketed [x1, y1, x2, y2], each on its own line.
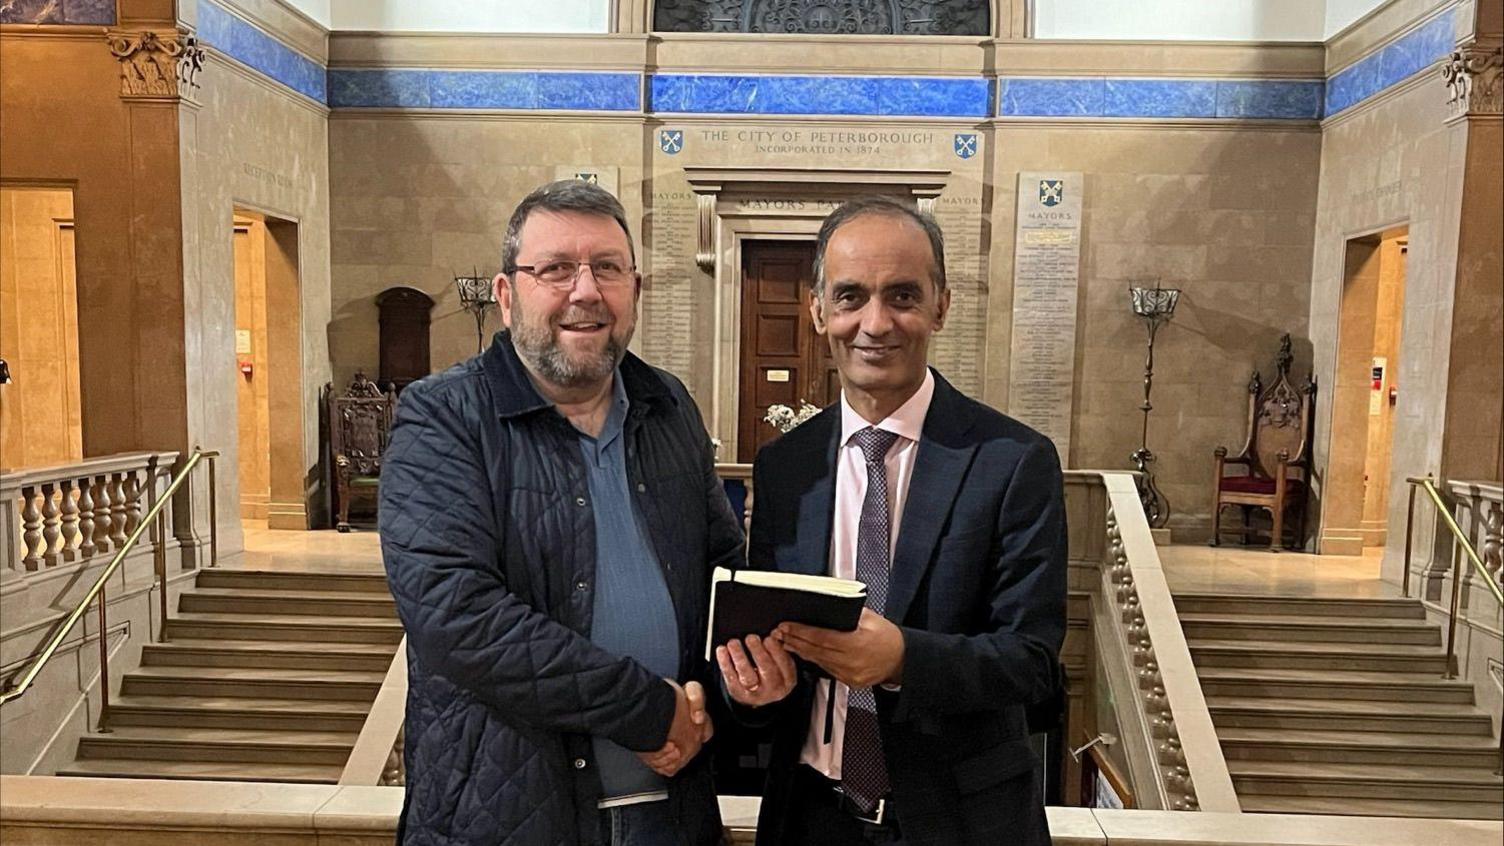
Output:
[1158, 544, 1396, 598]
[236, 519, 384, 572]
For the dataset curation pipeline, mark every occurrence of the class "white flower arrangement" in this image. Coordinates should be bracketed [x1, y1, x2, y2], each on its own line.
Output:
[764, 400, 823, 434]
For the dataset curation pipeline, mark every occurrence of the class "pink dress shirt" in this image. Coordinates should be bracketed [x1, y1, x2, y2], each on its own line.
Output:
[799, 369, 936, 779]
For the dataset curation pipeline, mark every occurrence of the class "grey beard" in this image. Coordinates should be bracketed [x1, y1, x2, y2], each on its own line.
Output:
[512, 318, 627, 389]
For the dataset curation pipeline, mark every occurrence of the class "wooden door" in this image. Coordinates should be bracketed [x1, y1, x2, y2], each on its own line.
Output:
[737, 241, 838, 462]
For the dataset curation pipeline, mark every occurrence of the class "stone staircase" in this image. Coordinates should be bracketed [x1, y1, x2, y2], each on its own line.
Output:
[1179, 593, 1503, 819]
[57, 569, 402, 783]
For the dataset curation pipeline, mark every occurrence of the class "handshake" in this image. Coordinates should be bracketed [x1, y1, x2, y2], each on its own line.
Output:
[637, 679, 715, 777]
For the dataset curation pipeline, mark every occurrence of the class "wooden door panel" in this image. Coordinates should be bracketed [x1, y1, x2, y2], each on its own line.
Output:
[754, 365, 800, 406]
[756, 313, 802, 357]
[739, 241, 822, 462]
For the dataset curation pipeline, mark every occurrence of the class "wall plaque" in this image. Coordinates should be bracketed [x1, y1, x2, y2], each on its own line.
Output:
[1007, 172, 1083, 467]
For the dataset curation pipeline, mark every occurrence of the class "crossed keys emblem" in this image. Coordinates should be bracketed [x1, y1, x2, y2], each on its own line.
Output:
[659, 129, 684, 155]
[953, 133, 978, 159]
[1039, 179, 1064, 207]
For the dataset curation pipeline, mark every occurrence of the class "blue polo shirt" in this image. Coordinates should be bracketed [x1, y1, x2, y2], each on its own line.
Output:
[579, 373, 680, 802]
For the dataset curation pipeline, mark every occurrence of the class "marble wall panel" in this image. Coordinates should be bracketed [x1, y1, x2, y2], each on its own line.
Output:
[1309, 60, 1474, 569]
[184, 31, 332, 540]
[988, 125, 1322, 542]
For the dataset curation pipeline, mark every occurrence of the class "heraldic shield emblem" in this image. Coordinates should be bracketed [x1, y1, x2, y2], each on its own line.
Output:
[659, 129, 684, 155]
[954, 133, 977, 159]
[1039, 179, 1064, 207]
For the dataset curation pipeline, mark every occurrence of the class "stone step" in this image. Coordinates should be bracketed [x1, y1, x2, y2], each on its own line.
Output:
[1172, 593, 1426, 620]
[1188, 639, 1448, 674]
[1217, 726, 1503, 768]
[105, 694, 369, 732]
[1228, 760, 1504, 804]
[164, 612, 403, 644]
[120, 666, 384, 702]
[56, 756, 343, 784]
[141, 639, 397, 672]
[196, 569, 391, 594]
[1179, 613, 1440, 646]
[1237, 793, 1504, 820]
[76, 726, 356, 766]
[179, 588, 396, 618]
[1206, 697, 1495, 735]
[1195, 666, 1476, 704]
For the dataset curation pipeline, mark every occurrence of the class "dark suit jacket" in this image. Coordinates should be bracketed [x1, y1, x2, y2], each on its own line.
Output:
[746, 370, 1066, 846]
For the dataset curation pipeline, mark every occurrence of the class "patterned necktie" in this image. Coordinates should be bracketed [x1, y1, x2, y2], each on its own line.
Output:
[842, 426, 899, 813]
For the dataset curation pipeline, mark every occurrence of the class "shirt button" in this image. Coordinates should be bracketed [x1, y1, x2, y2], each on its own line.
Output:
[636, 483, 646, 493]
[573, 758, 587, 770]
[575, 580, 588, 591]
[575, 496, 587, 507]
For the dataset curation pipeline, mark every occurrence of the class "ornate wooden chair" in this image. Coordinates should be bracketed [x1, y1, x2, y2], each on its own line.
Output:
[329, 372, 395, 532]
[1210, 335, 1317, 551]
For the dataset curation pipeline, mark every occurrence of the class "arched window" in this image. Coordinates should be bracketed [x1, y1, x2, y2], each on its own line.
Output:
[653, 1, 990, 36]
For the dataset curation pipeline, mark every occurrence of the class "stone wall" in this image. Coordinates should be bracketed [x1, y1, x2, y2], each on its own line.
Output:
[181, 0, 332, 539]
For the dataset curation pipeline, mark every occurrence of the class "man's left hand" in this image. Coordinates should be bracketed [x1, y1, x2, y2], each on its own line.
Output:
[779, 608, 904, 688]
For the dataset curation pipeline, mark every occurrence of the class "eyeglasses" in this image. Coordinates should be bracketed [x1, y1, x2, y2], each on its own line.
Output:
[508, 259, 637, 289]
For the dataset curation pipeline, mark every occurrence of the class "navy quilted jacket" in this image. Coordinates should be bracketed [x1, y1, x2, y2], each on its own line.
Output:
[379, 331, 743, 845]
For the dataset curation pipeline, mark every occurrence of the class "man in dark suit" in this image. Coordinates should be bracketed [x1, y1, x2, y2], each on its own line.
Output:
[715, 196, 1066, 846]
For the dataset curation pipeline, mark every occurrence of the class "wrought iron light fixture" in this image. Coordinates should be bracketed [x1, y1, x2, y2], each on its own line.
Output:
[454, 270, 497, 355]
[1128, 281, 1181, 528]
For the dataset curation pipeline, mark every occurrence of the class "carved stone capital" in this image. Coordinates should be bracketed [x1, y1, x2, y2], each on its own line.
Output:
[1442, 41, 1503, 119]
[107, 29, 206, 100]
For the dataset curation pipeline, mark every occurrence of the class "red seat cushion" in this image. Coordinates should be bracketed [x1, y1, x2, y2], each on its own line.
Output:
[1219, 476, 1305, 495]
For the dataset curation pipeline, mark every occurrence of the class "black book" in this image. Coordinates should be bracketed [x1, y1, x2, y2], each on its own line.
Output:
[703, 567, 866, 661]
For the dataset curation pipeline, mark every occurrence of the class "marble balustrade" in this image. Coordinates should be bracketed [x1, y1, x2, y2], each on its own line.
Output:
[1, 452, 179, 579]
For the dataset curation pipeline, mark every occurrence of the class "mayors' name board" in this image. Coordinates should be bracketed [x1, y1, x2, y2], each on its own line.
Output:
[1007, 172, 1083, 467]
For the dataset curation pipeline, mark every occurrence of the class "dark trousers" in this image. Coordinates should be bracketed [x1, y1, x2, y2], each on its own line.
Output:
[780, 766, 905, 846]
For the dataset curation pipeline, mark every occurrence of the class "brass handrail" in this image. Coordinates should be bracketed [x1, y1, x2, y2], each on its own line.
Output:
[0, 448, 219, 710]
[1402, 475, 1504, 681]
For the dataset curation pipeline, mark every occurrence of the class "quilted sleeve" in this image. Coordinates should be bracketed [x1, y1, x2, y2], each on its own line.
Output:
[379, 377, 677, 753]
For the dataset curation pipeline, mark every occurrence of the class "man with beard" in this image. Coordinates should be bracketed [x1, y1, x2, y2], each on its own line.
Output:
[380, 180, 743, 845]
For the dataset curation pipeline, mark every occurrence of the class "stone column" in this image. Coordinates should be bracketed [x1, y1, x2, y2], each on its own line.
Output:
[1425, 15, 1503, 597]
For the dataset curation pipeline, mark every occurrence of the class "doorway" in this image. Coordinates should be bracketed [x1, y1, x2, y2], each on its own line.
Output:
[1322, 225, 1407, 553]
[0, 186, 81, 471]
[231, 208, 306, 529]
[736, 240, 838, 462]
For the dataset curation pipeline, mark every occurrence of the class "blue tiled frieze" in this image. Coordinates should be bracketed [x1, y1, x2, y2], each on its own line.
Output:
[328, 70, 640, 111]
[1324, 8, 1455, 116]
[1000, 77, 1320, 119]
[649, 74, 991, 117]
[198, 0, 326, 103]
[1104, 79, 1217, 117]
[998, 79, 1104, 117]
[0, 0, 114, 25]
[1215, 80, 1324, 120]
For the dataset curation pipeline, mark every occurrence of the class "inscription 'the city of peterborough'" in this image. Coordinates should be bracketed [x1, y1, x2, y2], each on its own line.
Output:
[696, 128, 937, 155]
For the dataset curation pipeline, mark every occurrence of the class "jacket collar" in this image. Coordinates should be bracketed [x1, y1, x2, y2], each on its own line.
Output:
[482, 330, 675, 421]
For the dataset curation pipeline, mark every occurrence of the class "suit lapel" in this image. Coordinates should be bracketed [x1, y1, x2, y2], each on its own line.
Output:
[792, 412, 840, 577]
[886, 375, 977, 624]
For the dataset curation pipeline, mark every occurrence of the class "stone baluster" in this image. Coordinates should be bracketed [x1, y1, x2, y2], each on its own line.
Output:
[59, 480, 80, 563]
[122, 467, 142, 538]
[1481, 500, 1501, 583]
[40, 482, 61, 567]
[382, 726, 406, 786]
[20, 485, 43, 571]
[108, 472, 128, 549]
[76, 476, 96, 562]
[92, 474, 113, 554]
